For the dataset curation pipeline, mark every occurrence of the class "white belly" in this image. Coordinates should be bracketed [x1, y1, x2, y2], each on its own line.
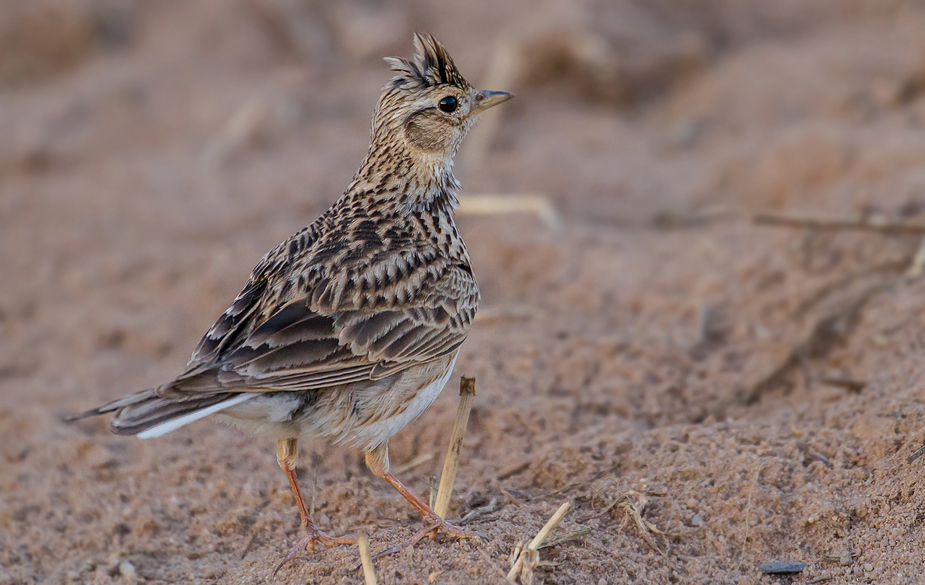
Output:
[217, 352, 460, 450]
[344, 353, 457, 449]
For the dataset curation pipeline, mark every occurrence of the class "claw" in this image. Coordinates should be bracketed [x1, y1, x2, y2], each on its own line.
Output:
[273, 526, 357, 576]
[371, 517, 477, 561]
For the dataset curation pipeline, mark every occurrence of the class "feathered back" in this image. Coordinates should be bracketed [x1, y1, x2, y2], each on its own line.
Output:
[385, 33, 471, 92]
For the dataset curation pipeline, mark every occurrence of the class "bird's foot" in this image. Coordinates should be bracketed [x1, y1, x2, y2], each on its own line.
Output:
[372, 516, 478, 560]
[273, 523, 356, 576]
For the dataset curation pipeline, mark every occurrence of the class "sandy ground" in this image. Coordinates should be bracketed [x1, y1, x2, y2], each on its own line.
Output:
[6, 1, 925, 583]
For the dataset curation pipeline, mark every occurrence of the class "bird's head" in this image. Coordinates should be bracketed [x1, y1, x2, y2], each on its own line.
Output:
[365, 33, 512, 180]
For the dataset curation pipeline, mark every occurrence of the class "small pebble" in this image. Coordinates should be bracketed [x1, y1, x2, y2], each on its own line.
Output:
[757, 561, 806, 574]
[864, 563, 874, 572]
[85, 444, 116, 469]
[691, 514, 703, 527]
[839, 550, 854, 566]
[119, 560, 137, 582]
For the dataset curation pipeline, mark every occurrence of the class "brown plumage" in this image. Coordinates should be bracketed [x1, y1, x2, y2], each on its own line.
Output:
[70, 33, 512, 570]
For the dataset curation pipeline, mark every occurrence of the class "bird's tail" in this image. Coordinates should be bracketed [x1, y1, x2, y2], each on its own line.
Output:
[66, 389, 252, 439]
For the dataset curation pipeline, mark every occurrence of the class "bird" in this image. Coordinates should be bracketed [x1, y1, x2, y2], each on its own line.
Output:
[69, 32, 512, 570]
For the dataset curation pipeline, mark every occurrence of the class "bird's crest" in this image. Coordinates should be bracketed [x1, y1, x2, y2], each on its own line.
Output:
[385, 33, 470, 91]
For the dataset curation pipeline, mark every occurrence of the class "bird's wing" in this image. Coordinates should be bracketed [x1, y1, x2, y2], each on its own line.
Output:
[159, 256, 477, 397]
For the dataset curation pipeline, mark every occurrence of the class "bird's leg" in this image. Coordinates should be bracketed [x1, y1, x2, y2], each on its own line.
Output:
[365, 442, 476, 557]
[277, 438, 313, 529]
[274, 438, 355, 575]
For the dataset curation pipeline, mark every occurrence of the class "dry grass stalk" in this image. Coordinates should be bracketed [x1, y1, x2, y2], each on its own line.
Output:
[239, 533, 258, 560]
[461, 38, 518, 167]
[506, 501, 572, 583]
[618, 491, 668, 557]
[754, 210, 925, 235]
[457, 194, 561, 229]
[497, 461, 530, 481]
[393, 452, 435, 475]
[519, 549, 540, 585]
[740, 471, 756, 560]
[905, 423, 925, 464]
[501, 487, 527, 507]
[537, 525, 590, 549]
[908, 443, 925, 463]
[203, 98, 269, 166]
[428, 475, 438, 510]
[433, 377, 477, 519]
[473, 305, 534, 323]
[458, 496, 501, 525]
[358, 533, 377, 585]
[819, 375, 866, 393]
[508, 541, 524, 567]
[907, 235, 925, 277]
[745, 276, 890, 405]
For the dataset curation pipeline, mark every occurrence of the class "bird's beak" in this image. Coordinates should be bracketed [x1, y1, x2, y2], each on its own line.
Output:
[471, 90, 513, 114]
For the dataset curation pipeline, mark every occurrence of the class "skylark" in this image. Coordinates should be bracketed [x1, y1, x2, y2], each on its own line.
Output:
[71, 33, 512, 568]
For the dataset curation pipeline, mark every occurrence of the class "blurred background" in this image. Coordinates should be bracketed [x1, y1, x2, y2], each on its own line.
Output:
[5, 1, 925, 583]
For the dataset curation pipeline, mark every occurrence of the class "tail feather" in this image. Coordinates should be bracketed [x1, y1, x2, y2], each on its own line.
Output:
[65, 389, 159, 421]
[134, 394, 252, 438]
[67, 389, 253, 438]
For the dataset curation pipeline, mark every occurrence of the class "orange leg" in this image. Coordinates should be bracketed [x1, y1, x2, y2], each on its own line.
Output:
[274, 438, 355, 575]
[364, 442, 476, 556]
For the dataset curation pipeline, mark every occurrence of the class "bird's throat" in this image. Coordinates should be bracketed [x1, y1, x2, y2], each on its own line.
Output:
[349, 145, 460, 213]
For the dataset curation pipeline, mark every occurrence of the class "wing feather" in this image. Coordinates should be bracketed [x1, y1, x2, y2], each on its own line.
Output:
[161, 259, 477, 397]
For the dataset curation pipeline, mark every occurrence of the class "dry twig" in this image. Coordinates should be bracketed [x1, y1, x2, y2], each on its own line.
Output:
[392, 452, 434, 475]
[745, 275, 890, 405]
[497, 461, 530, 481]
[457, 194, 560, 229]
[754, 210, 925, 235]
[428, 475, 438, 510]
[501, 487, 527, 507]
[358, 534, 377, 585]
[537, 525, 590, 549]
[473, 305, 534, 323]
[434, 377, 477, 519]
[203, 98, 270, 166]
[819, 376, 866, 393]
[618, 491, 669, 557]
[740, 471, 756, 560]
[506, 501, 571, 584]
[652, 205, 734, 230]
[907, 235, 925, 277]
[908, 443, 925, 463]
[461, 39, 518, 167]
[458, 496, 501, 525]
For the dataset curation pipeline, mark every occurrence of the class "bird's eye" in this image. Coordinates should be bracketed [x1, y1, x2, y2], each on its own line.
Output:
[438, 96, 458, 113]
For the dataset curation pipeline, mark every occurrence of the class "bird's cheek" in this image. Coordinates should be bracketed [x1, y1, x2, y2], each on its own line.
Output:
[403, 114, 452, 153]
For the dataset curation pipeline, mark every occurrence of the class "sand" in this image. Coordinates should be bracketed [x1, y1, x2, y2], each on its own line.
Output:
[4, 1, 925, 583]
